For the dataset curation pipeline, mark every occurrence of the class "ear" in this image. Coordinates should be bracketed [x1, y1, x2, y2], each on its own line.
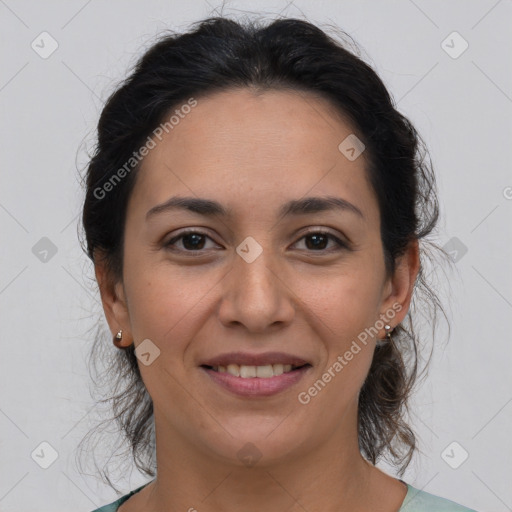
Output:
[378, 239, 420, 336]
[94, 252, 133, 348]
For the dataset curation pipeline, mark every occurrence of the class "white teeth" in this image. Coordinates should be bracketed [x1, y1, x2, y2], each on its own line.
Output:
[227, 364, 240, 377]
[240, 365, 257, 378]
[256, 365, 274, 378]
[212, 363, 301, 378]
[273, 364, 284, 376]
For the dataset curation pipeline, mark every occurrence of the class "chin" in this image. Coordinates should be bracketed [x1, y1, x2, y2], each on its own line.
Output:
[199, 422, 307, 468]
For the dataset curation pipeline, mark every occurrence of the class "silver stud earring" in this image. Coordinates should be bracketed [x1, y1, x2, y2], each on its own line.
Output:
[377, 324, 394, 347]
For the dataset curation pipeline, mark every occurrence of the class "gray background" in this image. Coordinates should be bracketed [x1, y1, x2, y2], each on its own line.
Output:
[1, 1, 511, 510]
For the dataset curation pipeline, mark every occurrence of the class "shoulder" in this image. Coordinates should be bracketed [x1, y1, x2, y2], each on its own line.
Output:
[89, 483, 150, 512]
[90, 481, 480, 512]
[400, 483, 479, 512]
[89, 495, 127, 512]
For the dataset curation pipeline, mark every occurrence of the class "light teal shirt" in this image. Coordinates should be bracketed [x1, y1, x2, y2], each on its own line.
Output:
[90, 480, 479, 511]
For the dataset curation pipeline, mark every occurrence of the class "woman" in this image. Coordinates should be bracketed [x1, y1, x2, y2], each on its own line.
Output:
[79, 15, 479, 512]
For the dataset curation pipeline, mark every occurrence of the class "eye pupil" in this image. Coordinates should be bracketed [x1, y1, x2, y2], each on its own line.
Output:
[182, 233, 205, 250]
[306, 233, 328, 250]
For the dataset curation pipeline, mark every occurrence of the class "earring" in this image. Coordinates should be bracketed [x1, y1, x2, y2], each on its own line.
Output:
[113, 329, 130, 349]
[377, 324, 394, 347]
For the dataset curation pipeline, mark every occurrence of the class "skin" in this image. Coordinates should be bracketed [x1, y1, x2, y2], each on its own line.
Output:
[96, 88, 420, 512]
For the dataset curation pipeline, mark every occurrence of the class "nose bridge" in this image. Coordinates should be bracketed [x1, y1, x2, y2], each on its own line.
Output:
[235, 238, 281, 304]
[218, 237, 294, 331]
[237, 243, 277, 295]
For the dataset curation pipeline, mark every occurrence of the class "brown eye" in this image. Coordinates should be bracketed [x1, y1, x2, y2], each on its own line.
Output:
[294, 231, 347, 252]
[165, 230, 218, 252]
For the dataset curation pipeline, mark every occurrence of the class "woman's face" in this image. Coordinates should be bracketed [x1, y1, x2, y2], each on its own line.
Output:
[99, 88, 416, 467]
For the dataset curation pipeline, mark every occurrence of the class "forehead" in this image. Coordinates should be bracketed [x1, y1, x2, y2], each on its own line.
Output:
[129, 88, 378, 223]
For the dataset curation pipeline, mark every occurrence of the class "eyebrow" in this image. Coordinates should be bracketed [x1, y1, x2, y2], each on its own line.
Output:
[146, 195, 364, 220]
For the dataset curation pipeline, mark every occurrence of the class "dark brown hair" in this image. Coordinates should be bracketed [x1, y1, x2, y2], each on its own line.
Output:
[77, 15, 449, 491]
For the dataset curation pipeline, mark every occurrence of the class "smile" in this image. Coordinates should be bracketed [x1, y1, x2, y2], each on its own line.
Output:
[206, 363, 307, 378]
[200, 364, 312, 397]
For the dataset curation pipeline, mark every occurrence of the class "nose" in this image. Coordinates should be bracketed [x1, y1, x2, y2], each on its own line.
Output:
[217, 245, 295, 333]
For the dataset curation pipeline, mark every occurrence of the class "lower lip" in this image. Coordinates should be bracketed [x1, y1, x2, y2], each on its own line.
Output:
[201, 366, 311, 397]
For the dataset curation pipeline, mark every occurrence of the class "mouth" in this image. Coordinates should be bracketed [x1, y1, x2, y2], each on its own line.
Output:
[200, 363, 311, 378]
[199, 352, 312, 397]
[199, 351, 313, 396]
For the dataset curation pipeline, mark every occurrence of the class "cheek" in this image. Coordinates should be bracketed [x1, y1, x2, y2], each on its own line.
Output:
[123, 254, 220, 354]
[297, 278, 379, 420]
[294, 259, 383, 397]
[122, 266, 211, 402]
[302, 263, 384, 343]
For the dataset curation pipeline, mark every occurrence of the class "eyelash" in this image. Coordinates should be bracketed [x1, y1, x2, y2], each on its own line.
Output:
[164, 229, 348, 255]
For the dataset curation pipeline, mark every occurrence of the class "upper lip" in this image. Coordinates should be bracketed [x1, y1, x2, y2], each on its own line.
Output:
[200, 351, 311, 368]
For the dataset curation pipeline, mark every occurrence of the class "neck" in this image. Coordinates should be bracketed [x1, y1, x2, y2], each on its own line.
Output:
[140, 404, 391, 512]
